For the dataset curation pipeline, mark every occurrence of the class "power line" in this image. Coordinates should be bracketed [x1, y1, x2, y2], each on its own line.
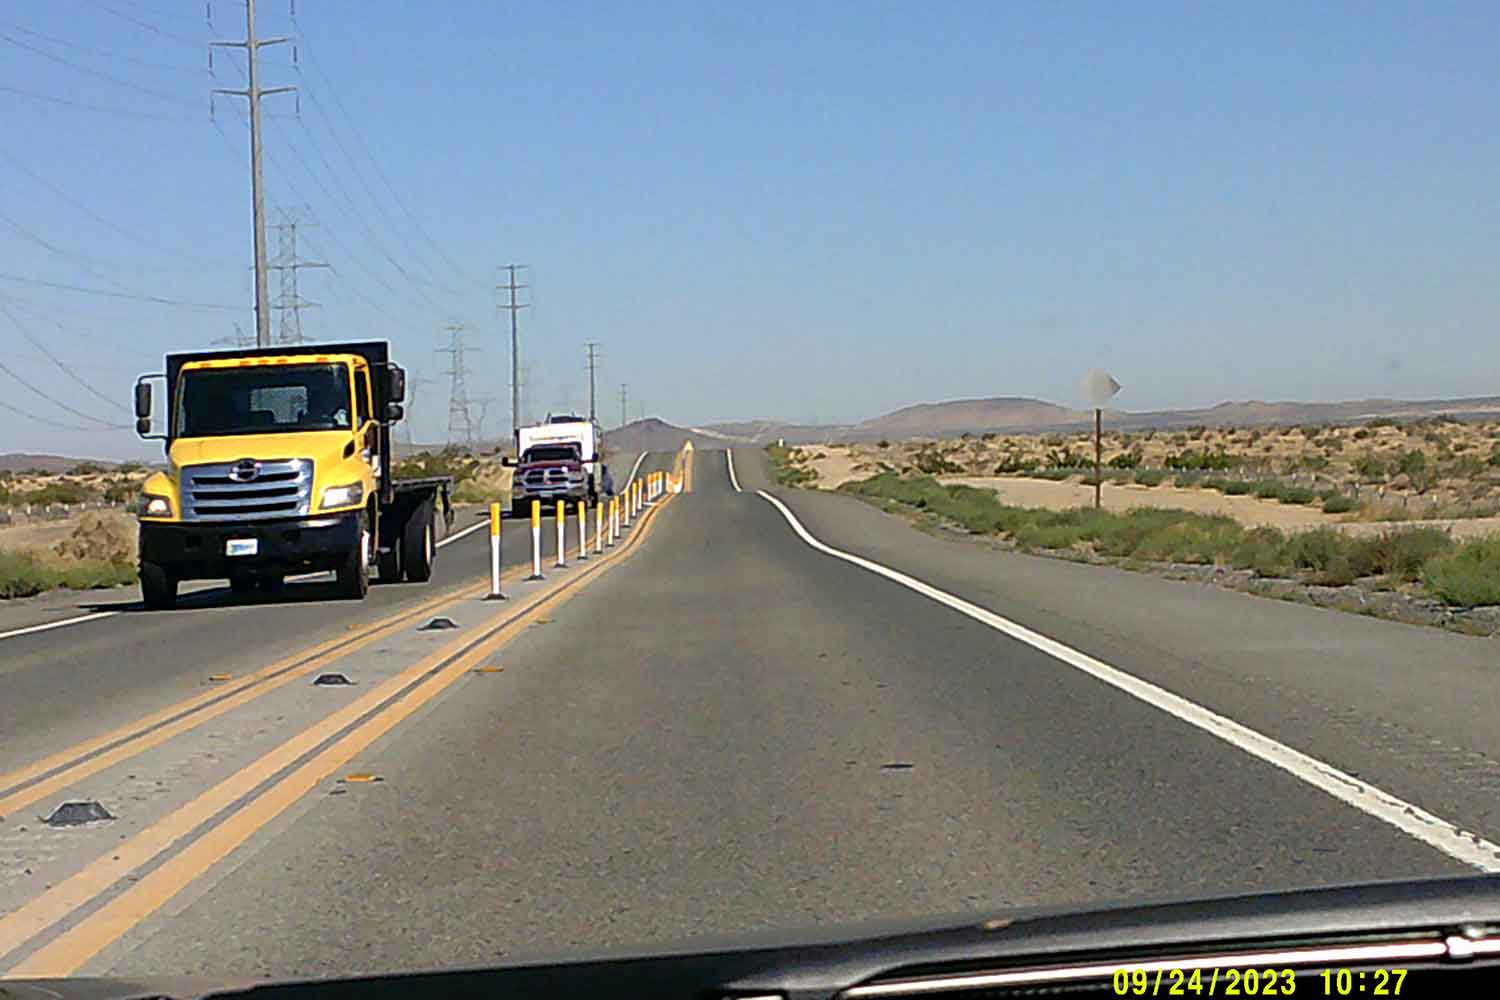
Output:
[0, 396, 103, 433]
[0, 144, 232, 264]
[0, 83, 200, 121]
[0, 300, 129, 414]
[294, 32, 484, 290]
[0, 350, 124, 428]
[0, 20, 204, 74]
[81, 0, 205, 45]
[0, 272, 242, 311]
[1, 31, 202, 108]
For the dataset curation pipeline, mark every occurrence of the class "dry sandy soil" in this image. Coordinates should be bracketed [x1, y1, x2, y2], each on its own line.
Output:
[939, 476, 1337, 530]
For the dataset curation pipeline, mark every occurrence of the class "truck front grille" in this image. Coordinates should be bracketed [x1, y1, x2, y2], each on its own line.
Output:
[182, 458, 313, 522]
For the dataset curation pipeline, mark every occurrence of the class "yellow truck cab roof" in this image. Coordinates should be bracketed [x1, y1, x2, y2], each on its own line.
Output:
[180, 353, 367, 371]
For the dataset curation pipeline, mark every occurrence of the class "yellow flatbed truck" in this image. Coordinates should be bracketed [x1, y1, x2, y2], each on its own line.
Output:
[131, 341, 452, 609]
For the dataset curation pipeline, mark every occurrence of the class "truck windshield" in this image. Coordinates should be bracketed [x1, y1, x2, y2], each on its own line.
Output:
[524, 446, 580, 463]
[175, 364, 353, 437]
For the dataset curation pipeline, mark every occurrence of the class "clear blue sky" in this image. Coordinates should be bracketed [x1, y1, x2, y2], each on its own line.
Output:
[2, 1, 1498, 459]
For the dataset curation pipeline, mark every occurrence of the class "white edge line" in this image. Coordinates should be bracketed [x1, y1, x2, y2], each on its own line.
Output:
[726, 449, 742, 492]
[625, 450, 648, 487]
[0, 611, 120, 643]
[754, 488, 1500, 873]
[1, 512, 494, 643]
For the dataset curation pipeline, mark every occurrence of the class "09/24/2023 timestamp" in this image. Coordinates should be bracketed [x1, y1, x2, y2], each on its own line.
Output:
[1112, 966, 1407, 995]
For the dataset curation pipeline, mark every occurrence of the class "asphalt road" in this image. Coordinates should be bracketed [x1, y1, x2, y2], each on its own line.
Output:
[0, 453, 650, 772]
[3, 445, 1495, 984]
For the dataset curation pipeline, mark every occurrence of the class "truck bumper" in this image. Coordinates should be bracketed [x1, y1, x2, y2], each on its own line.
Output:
[139, 513, 361, 581]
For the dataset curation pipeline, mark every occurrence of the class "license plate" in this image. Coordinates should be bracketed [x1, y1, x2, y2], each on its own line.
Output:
[225, 538, 258, 557]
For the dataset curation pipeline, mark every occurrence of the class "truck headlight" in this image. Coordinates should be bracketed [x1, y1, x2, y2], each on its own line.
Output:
[320, 481, 365, 510]
[141, 494, 172, 517]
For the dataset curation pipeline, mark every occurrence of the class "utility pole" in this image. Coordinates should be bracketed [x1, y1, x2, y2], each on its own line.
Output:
[619, 383, 628, 429]
[270, 213, 327, 345]
[497, 265, 529, 441]
[584, 342, 601, 423]
[441, 323, 473, 448]
[211, 0, 294, 348]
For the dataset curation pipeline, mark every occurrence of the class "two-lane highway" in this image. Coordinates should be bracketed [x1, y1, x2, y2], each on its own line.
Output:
[2, 445, 1481, 982]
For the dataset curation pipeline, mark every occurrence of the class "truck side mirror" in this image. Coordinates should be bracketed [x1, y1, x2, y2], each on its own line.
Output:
[134, 380, 152, 419]
[384, 402, 404, 423]
[387, 365, 406, 403]
[501, 456, 516, 467]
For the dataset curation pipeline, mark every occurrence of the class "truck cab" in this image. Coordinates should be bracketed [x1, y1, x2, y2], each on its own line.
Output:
[133, 341, 451, 609]
[506, 415, 604, 518]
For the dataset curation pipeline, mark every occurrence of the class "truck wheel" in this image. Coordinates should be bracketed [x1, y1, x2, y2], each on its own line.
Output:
[376, 544, 401, 584]
[140, 561, 178, 610]
[511, 498, 528, 520]
[402, 504, 435, 582]
[336, 517, 372, 599]
[259, 574, 285, 594]
[229, 573, 257, 599]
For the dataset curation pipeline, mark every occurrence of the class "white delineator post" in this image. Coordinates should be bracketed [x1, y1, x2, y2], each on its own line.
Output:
[610, 497, 620, 542]
[624, 484, 633, 527]
[527, 499, 544, 580]
[555, 500, 566, 567]
[595, 500, 605, 553]
[485, 502, 505, 600]
[577, 499, 588, 560]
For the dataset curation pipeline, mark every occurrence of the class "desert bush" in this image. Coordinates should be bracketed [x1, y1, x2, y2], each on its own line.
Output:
[1133, 469, 1166, 487]
[54, 512, 134, 565]
[1230, 527, 1292, 576]
[1424, 538, 1500, 606]
[1321, 494, 1356, 514]
[1277, 485, 1317, 505]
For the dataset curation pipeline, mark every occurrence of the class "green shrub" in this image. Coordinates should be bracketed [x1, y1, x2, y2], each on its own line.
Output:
[1133, 469, 1166, 487]
[54, 559, 137, 590]
[1321, 494, 1356, 514]
[1367, 417, 1397, 428]
[1277, 485, 1317, 505]
[1223, 480, 1253, 496]
[0, 550, 54, 598]
[1106, 450, 1142, 469]
[1231, 527, 1292, 576]
[912, 448, 962, 475]
[1030, 467, 1074, 481]
[1353, 429, 1372, 440]
[1253, 481, 1281, 499]
[23, 481, 96, 505]
[1287, 528, 1359, 585]
[1357, 528, 1453, 582]
[993, 453, 1038, 474]
[1423, 538, 1500, 606]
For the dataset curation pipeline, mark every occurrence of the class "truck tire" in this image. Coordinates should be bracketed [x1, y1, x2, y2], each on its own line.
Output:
[140, 561, 177, 610]
[259, 573, 285, 594]
[376, 544, 401, 584]
[229, 573, 257, 599]
[335, 516, 372, 599]
[511, 498, 528, 520]
[402, 503, 435, 582]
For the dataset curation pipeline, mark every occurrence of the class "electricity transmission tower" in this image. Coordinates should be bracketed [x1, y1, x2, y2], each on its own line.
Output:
[497, 265, 528, 441]
[441, 323, 474, 448]
[211, 0, 295, 348]
[270, 213, 327, 345]
[585, 342, 601, 423]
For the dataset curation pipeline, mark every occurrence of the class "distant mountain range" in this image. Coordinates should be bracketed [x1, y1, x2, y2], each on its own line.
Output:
[695, 394, 1500, 444]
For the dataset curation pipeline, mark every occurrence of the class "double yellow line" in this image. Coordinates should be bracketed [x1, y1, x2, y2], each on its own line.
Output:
[2, 492, 673, 978]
